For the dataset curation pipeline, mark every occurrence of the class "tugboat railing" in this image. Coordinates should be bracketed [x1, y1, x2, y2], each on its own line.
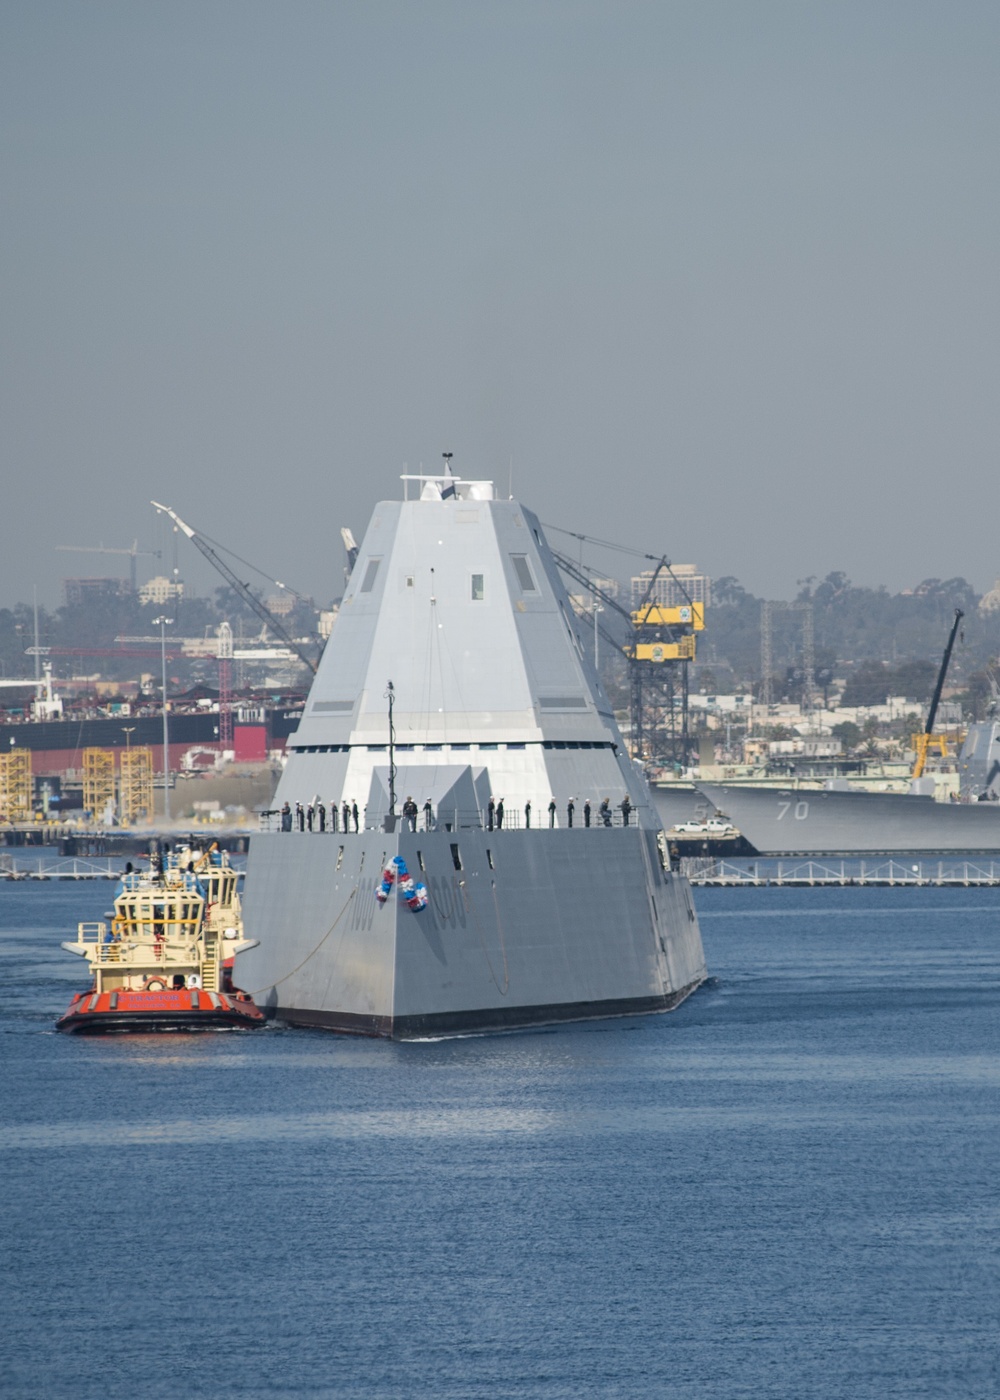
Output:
[90, 939, 202, 966]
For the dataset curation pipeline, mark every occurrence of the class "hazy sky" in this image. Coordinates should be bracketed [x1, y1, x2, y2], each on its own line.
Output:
[3, 1, 999, 610]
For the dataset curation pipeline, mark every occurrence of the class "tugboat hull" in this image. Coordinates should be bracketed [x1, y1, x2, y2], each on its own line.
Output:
[56, 988, 266, 1033]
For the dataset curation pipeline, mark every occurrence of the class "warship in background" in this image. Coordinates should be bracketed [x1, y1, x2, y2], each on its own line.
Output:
[238, 465, 706, 1038]
[692, 718, 1000, 855]
[693, 613, 1000, 855]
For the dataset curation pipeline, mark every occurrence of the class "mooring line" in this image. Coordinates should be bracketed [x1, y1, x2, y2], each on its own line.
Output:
[247, 886, 359, 996]
[459, 878, 510, 996]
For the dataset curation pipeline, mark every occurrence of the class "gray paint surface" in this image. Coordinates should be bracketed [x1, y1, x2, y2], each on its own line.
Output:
[697, 720, 1000, 855]
[241, 826, 705, 1034]
[242, 474, 705, 1036]
[698, 779, 1000, 855]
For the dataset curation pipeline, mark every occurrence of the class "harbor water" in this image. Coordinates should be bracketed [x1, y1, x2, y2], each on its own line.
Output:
[2, 882, 999, 1399]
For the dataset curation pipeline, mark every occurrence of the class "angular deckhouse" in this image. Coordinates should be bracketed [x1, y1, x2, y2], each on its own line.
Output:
[240, 470, 706, 1036]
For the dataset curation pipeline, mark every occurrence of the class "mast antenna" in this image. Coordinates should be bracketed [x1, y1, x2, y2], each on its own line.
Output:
[385, 680, 397, 830]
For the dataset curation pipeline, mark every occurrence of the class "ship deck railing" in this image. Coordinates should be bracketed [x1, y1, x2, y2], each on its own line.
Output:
[74, 926, 203, 965]
[258, 806, 646, 834]
[681, 857, 1000, 887]
[0, 854, 246, 881]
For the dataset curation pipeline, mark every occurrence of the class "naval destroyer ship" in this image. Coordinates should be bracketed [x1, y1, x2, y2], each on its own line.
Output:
[697, 718, 1000, 854]
[238, 466, 706, 1037]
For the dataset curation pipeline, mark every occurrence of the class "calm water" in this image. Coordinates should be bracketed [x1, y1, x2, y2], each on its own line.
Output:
[1, 882, 999, 1399]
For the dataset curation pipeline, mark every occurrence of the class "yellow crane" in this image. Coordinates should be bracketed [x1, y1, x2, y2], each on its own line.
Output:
[911, 608, 964, 780]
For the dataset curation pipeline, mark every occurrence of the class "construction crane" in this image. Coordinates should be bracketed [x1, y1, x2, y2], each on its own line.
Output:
[56, 540, 160, 593]
[549, 547, 703, 764]
[151, 502, 319, 674]
[911, 608, 964, 779]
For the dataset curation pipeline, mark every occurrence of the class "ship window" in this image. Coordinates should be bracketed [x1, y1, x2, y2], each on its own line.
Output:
[511, 554, 536, 592]
[471, 573, 484, 601]
[360, 558, 381, 593]
[450, 843, 462, 870]
[406, 575, 415, 588]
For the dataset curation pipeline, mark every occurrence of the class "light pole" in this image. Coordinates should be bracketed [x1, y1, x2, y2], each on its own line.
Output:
[153, 617, 173, 822]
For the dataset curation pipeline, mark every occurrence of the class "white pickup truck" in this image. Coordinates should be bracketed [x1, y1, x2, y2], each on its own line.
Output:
[671, 817, 736, 835]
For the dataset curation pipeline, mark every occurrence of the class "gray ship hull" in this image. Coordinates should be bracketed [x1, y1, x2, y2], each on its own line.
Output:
[240, 827, 706, 1038]
[698, 782, 1000, 854]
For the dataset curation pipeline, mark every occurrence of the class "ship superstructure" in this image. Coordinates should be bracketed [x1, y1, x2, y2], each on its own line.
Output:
[239, 468, 706, 1037]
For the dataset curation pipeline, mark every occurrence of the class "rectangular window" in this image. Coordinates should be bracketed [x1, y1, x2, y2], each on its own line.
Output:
[511, 554, 536, 592]
[360, 558, 381, 593]
[471, 573, 484, 601]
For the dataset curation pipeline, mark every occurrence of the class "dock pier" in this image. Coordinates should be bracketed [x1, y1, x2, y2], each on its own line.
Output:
[682, 857, 1000, 887]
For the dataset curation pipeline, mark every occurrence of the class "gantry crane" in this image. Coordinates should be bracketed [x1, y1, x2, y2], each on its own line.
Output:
[550, 546, 704, 765]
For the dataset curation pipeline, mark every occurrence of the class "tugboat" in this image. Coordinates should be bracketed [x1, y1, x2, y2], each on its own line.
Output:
[57, 841, 266, 1033]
